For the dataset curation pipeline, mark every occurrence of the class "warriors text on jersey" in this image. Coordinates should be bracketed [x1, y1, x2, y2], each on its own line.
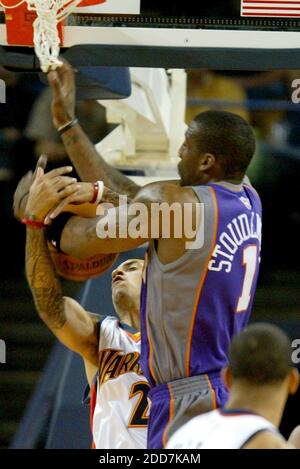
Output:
[89, 316, 150, 449]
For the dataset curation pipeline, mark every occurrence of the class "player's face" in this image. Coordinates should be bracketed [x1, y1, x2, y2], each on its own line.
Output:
[178, 123, 212, 186]
[111, 259, 144, 310]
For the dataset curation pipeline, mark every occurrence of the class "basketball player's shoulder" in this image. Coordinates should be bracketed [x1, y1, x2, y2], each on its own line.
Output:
[100, 316, 140, 344]
[167, 412, 209, 448]
[289, 425, 300, 448]
[243, 430, 292, 449]
[242, 176, 261, 202]
[98, 316, 134, 352]
[99, 315, 119, 329]
[135, 181, 196, 205]
[98, 315, 119, 336]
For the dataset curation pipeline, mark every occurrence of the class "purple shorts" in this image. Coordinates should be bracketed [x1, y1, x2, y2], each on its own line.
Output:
[147, 372, 228, 449]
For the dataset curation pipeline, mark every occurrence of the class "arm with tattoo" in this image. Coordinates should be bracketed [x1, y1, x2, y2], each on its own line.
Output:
[59, 185, 164, 257]
[25, 226, 99, 365]
[59, 182, 197, 259]
[102, 186, 132, 205]
[23, 166, 99, 365]
[26, 227, 66, 330]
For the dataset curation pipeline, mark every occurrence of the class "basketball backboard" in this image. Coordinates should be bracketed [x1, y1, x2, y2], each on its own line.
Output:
[1, 1, 300, 70]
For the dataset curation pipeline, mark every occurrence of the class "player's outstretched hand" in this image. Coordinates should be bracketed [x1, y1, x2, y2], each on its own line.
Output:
[47, 59, 76, 129]
[13, 155, 48, 220]
[44, 182, 96, 224]
[25, 166, 78, 223]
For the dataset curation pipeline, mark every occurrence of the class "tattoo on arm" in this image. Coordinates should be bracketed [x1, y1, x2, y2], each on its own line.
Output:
[26, 228, 66, 330]
[60, 183, 173, 257]
[102, 187, 132, 206]
[61, 125, 140, 197]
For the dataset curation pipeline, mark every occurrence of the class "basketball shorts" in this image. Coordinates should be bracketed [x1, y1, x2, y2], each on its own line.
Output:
[147, 372, 228, 449]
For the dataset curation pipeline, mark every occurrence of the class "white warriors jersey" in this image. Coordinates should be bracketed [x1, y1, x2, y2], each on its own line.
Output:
[90, 316, 150, 449]
[167, 409, 277, 449]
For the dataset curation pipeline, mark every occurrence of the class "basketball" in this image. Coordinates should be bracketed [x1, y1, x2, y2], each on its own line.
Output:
[48, 202, 118, 281]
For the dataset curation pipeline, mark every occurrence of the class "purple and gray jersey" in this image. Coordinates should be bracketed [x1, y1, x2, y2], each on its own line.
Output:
[140, 180, 262, 387]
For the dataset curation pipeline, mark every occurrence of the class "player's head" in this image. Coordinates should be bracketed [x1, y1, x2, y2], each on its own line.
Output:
[178, 110, 256, 186]
[111, 259, 144, 324]
[223, 323, 299, 399]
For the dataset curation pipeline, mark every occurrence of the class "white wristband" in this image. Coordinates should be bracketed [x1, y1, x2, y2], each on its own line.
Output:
[96, 180, 104, 204]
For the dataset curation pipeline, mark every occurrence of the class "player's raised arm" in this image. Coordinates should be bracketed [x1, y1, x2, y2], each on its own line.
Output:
[47, 61, 140, 198]
[24, 168, 99, 366]
[13, 155, 48, 221]
[57, 181, 200, 259]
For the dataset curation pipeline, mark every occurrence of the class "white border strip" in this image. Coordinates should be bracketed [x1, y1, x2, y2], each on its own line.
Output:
[1, 25, 300, 49]
[75, 0, 140, 14]
[63, 27, 300, 49]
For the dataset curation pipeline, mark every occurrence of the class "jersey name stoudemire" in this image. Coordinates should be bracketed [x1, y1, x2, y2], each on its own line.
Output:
[98, 349, 143, 385]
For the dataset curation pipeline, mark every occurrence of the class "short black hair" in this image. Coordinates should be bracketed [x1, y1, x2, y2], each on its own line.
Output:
[191, 110, 256, 178]
[228, 323, 292, 385]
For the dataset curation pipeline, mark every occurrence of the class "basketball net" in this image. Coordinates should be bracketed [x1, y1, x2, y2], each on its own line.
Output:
[0, 0, 84, 72]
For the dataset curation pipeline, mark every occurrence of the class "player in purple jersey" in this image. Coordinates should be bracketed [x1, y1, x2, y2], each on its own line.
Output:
[30, 62, 261, 449]
[139, 175, 261, 447]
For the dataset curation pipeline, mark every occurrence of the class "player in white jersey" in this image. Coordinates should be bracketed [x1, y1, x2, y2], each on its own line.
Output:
[23, 180, 149, 450]
[87, 314, 149, 449]
[289, 425, 300, 448]
[83, 258, 150, 449]
[167, 323, 299, 449]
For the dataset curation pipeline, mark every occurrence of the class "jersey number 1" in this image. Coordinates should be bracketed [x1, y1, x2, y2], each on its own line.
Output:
[237, 245, 258, 313]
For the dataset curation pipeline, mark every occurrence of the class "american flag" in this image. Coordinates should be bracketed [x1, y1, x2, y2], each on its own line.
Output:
[241, 1, 300, 17]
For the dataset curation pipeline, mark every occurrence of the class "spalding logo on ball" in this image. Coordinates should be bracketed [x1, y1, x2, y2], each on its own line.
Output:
[48, 202, 118, 282]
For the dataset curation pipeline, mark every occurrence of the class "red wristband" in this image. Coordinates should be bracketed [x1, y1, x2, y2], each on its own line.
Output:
[90, 182, 99, 204]
[21, 218, 46, 228]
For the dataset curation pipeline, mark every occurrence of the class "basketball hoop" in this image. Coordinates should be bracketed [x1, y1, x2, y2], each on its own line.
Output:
[0, 0, 105, 72]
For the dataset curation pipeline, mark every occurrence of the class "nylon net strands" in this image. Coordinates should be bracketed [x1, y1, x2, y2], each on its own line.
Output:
[0, 0, 83, 72]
